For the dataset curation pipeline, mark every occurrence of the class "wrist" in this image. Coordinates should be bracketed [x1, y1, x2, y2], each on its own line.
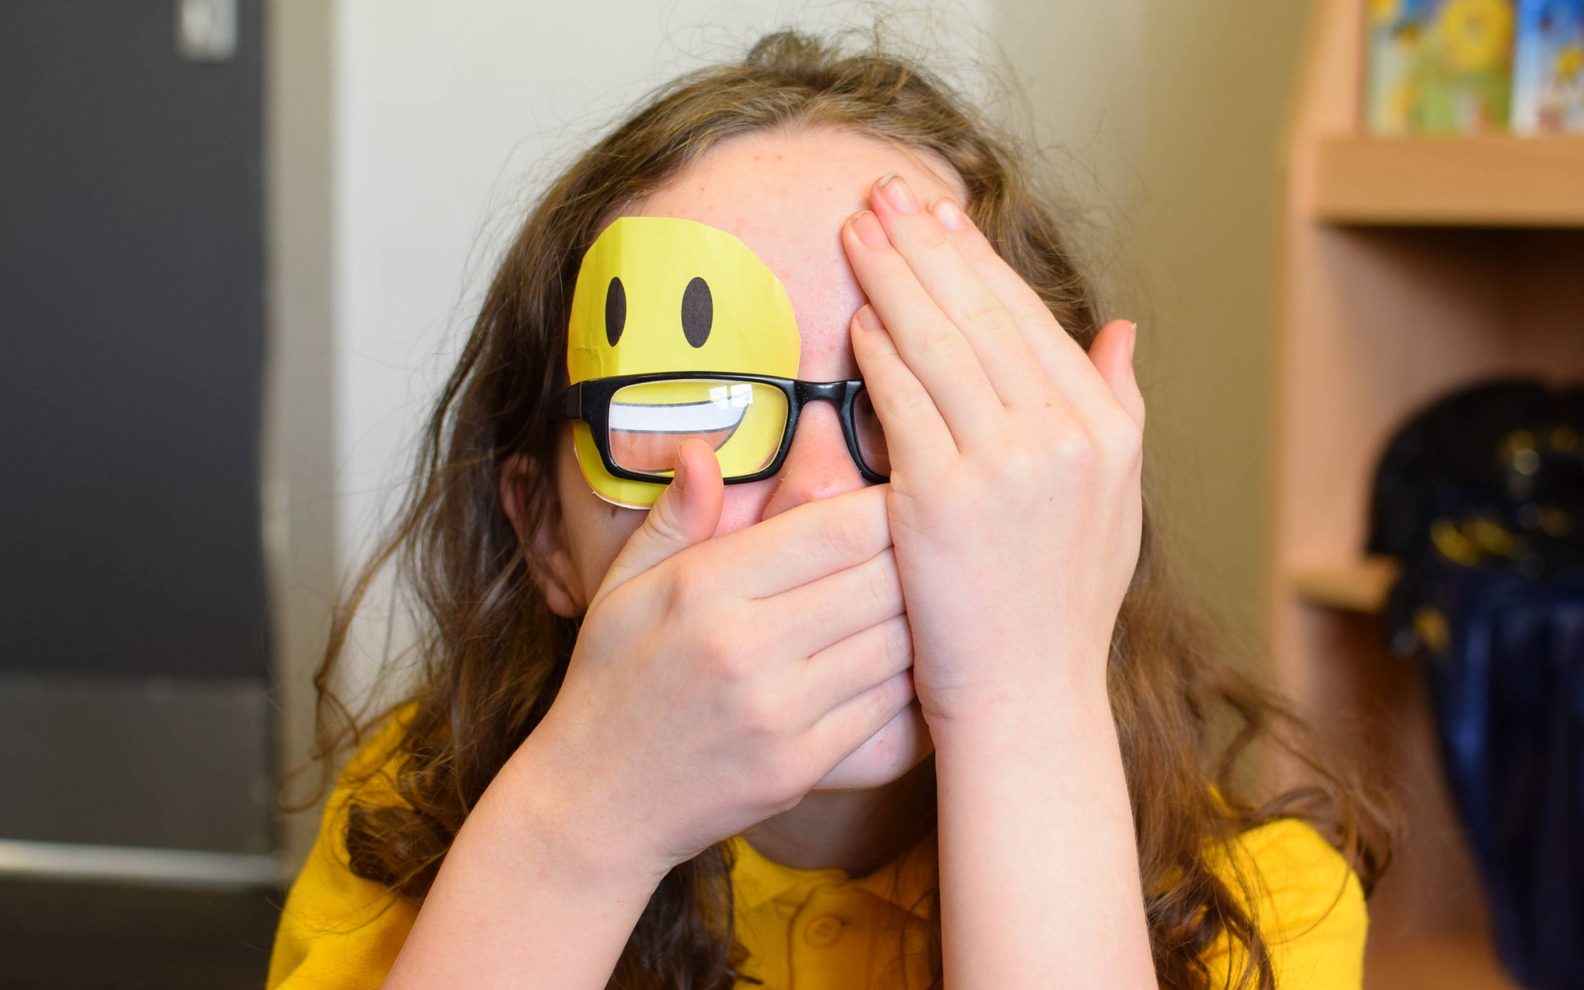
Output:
[922, 643, 1112, 742]
[496, 728, 676, 895]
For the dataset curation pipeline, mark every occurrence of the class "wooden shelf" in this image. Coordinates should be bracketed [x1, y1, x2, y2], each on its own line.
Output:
[1270, 5, 1584, 987]
[1290, 557, 1399, 613]
[1311, 136, 1584, 228]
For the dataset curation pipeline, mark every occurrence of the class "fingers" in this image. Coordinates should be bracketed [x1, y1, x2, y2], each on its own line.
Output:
[701, 483, 893, 599]
[800, 614, 914, 721]
[850, 304, 956, 475]
[808, 666, 916, 769]
[605, 463, 891, 617]
[589, 438, 723, 612]
[757, 546, 905, 659]
[1088, 319, 1145, 432]
[841, 209, 1003, 448]
[863, 176, 1051, 411]
[918, 192, 1138, 432]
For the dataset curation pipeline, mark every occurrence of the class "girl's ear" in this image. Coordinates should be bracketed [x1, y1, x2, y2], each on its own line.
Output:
[500, 453, 582, 618]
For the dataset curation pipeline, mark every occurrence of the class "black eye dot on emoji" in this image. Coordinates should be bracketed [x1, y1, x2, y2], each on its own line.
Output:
[605, 276, 626, 347]
[681, 276, 713, 348]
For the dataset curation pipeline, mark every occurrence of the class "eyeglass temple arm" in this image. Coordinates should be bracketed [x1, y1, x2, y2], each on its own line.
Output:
[558, 383, 583, 420]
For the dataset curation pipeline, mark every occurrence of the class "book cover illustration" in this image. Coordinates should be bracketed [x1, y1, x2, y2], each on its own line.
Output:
[1366, 0, 1518, 134]
[1512, 0, 1584, 131]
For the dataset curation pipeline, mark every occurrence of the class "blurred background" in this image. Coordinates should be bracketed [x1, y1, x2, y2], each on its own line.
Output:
[4, 0, 1581, 987]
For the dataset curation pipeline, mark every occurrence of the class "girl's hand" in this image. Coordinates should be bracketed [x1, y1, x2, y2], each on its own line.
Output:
[520, 441, 915, 879]
[841, 174, 1145, 729]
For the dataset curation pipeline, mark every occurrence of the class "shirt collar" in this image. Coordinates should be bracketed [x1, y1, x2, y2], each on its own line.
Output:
[725, 830, 938, 920]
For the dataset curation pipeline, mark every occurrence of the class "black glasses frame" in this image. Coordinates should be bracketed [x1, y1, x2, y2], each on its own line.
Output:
[559, 371, 889, 485]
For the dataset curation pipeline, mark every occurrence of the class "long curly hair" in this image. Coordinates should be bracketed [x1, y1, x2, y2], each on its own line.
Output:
[297, 27, 1391, 990]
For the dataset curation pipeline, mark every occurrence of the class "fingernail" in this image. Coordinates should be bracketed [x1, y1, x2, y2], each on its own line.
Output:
[1127, 322, 1139, 363]
[855, 304, 882, 332]
[932, 198, 969, 230]
[851, 211, 889, 249]
[878, 174, 919, 214]
[672, 448, 688, 493]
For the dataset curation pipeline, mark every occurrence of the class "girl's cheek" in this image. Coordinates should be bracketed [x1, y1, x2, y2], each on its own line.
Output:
[581, 517, 643, 601]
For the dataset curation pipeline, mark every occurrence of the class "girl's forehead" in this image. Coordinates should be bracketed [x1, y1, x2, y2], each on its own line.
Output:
[632, 127, 964, 377]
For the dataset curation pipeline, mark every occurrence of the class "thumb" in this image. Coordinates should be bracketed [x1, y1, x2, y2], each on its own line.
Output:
[587, 438, 724, 611]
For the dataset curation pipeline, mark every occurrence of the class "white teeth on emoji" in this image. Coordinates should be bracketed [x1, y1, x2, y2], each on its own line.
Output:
[610, 384, 754, 436]
[608, 384, 756, 472]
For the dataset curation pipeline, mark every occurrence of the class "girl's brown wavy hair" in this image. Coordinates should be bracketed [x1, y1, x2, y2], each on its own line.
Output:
[299, 27, 1392, 990]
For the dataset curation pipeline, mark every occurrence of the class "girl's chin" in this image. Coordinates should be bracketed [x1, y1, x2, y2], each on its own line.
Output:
[812, 698, 934, 791]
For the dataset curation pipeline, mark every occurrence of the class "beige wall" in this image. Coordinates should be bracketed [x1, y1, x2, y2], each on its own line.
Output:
[990, 1, 1316, 668]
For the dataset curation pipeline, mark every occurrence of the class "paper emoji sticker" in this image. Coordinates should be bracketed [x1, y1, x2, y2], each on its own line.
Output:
[566, 216, 802, 508]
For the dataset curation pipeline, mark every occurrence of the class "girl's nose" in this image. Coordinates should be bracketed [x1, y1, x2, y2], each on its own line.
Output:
[757, 400, 870, 521]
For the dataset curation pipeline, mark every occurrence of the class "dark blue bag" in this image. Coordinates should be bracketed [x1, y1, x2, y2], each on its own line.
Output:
[1368, 378, 1584, 990]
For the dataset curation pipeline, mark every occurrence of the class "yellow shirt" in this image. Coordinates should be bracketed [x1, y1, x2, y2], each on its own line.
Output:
[267, 708, 1367, 989]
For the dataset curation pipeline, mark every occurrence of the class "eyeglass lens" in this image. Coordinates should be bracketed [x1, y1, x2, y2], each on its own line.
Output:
[604, 378, 888, 479]
[852, 387, 890, 476]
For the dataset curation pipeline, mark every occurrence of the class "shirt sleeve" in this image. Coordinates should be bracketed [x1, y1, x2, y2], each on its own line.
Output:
[1200, 817, 1369, 990]
[266, 711, 422, 990]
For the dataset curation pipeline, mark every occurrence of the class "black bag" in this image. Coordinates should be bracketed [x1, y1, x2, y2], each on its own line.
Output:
[1367, 377, 1584, 990]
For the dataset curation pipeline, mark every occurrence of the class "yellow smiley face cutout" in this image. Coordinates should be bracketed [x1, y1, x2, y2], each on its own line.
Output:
[566, 216, 802, 508]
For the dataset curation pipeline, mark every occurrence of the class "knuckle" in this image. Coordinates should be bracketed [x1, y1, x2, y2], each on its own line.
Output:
[1047, 422, 1096, 465]
[882, 619, 913, 669]
[955, 231, 993, 261]
[863, 681, 893, 724]
[698, 626, 749, 679]
[921, 321, 959, 354]
[819, 509, 872, 562]
[912, 220, 949, 251]
[864, 554, 900, 611]
[890, 382, 934, 423]
[963, 298, 1016, 338]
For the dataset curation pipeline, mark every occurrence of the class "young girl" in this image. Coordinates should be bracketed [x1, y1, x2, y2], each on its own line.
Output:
[267, 30, 1388, 990]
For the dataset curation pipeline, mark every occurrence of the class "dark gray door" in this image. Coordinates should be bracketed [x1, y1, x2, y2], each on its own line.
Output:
[0, 0, 273, 859]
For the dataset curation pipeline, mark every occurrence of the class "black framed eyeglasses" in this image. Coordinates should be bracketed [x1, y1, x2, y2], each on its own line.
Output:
[559, 372, 890, 485]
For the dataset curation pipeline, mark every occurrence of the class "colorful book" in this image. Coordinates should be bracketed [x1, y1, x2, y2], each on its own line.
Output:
[1512, 0, 1584, 131]
[1365, 0, 1517, 134]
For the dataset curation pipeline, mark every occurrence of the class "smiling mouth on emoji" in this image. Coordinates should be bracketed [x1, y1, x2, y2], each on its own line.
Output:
[608, 384, 754, 472]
